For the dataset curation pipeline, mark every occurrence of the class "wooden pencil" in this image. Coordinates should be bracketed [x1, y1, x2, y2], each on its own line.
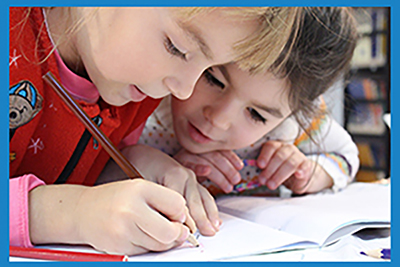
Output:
[42, 71, 199, 247]
[10, 246, 128, 262]
[43, 71, 142, 179]
[186, 233, 200, 247]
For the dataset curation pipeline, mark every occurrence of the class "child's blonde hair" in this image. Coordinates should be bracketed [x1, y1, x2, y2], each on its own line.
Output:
[178, 7, 301, 74]
[26, 7, 300, 74]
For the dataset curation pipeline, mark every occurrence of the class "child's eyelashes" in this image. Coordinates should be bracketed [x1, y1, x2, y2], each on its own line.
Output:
[164, 37, 187, 61]
[247, 107, 267, 124]
[204, 69, 225, 89]
[203, 69, 266, 125]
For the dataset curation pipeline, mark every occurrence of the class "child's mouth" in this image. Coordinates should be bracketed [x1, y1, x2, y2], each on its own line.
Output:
[187, 122, 212, 144]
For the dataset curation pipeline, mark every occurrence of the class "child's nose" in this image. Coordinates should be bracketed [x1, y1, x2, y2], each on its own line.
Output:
[203, 105, 231, 131]
[163, 70, 202, 100]
[163, 77, 192, 100]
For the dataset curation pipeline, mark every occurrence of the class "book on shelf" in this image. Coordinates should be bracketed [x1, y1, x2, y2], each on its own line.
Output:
[347, 78, 386, 100]
[351, 8, 388, 69]
[347, 103, 386, 135]
[351, 34, 387, 69]
[356, 170, 387, 182]
[357, 142, 386, 168]
[353, 7, 387, 35]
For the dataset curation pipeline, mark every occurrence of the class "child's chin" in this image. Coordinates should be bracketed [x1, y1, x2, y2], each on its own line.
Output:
[183, 142, 210, 155]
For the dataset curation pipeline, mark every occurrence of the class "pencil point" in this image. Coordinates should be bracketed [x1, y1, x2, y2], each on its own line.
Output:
[186, 233, 200, 247]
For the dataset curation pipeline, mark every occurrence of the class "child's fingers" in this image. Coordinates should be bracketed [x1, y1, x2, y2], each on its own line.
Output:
[184, 178, 217, 236]
[198, 184, 221, 232]
[162, 167, 194, 196]
[194, 164, 212, 176]
[183, 207, 197, 234]
[282, 161, 314, 194]
[294, 159, 313, 180]
[258, 144, 294, 185]
[174, 150, 212, 176]
[178, 160, 212, 177]
[264, 154, 302, 190]
[286, 175, 311, 194]
[130, 219, 190, 253]
[142, 181, 188, 222]
[204, 168, 234, 193]
[201, 151, 241, 185]
[257, 141, 283, 168]
[180, 158, 212, 177]
[219, 150, 244, 170]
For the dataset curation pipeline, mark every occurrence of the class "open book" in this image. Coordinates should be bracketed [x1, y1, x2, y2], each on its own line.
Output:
[131, 182, 390, 261]
[18, 182, 389, 262]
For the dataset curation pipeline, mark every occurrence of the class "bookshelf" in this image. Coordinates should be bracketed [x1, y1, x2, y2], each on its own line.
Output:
[344, 7, 390, 182]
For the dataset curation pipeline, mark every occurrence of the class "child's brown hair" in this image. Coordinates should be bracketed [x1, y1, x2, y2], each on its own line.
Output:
[271, 7, 358, 138]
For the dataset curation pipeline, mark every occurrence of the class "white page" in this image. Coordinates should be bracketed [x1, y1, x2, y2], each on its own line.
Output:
[129, 212, 316, 261]
[15, 212, 316, 262]
[217, 182, 390, 246]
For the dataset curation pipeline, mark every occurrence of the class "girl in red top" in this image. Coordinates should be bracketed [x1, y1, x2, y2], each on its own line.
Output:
[9, 7, 299, 255]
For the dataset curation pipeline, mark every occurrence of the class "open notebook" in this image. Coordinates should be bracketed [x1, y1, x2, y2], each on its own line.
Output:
[131, 182, 390, 261]
[20, 182, 389, 262]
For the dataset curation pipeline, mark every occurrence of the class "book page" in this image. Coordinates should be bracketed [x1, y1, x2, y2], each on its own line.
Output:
[217, 182, 390, 246]
[22, 212, 317, 262]
[130, 212, 315, 261]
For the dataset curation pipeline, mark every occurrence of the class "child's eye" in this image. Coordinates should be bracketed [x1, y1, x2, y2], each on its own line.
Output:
[247, 107, 266, 124]
[204, 69, 225, 89]
[164, 37, 187, 61]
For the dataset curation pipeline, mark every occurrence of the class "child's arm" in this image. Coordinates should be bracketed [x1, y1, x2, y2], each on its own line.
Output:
[98, 144, 221, 236]
[290, 107, 359, 192]
[12, 175, 192, 255]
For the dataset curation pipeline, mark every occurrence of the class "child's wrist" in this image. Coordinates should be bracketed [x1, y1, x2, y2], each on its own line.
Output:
[29, 184, 88, 245]
[307, 165, 334, 193]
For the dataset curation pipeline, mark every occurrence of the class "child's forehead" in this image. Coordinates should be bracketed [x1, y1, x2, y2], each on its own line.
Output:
[224, 64, 287, 87]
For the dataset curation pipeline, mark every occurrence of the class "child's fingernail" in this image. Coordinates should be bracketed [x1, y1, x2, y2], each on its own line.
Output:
[213, 219, 221, 230]
[224, 185, 233, 193]
[233, 174, 241, 184]
[179, 213, 186, 224]
[258, 159, 266, 168]
[206, 221, 216, 234]
[267, 180, 276, 189]
[237, 161, 244, 169]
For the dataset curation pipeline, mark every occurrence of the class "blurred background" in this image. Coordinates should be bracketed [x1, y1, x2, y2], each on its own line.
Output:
[323, 7, 390, 182]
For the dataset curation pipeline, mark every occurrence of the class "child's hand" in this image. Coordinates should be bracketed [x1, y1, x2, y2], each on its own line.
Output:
[174, 149, 243, 193]
[257, 140, 313, 194]
[77, 179, 192, 255]
[257, 140, 333, 194]
[122, 145, 221, 236]
[29, 180, 191, 256]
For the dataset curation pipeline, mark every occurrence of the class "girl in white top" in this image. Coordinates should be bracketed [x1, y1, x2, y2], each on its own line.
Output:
[138, 7, 359, 197]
